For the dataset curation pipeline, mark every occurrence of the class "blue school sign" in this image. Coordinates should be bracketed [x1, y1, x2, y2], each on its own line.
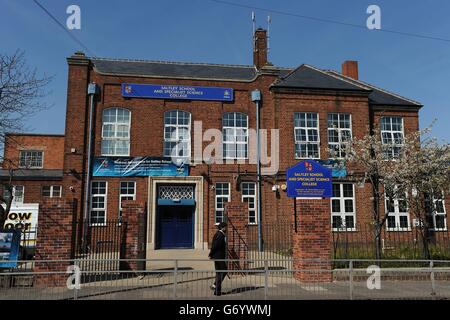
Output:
[121, 83, 234, 102]
[286, 160, 333, 198]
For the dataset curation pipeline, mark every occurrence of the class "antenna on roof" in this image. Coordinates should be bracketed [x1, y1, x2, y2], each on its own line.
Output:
[267, 15, 271, 56]
[252, 11, 256, 52]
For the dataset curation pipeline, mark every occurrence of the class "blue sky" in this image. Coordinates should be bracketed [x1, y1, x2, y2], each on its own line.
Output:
[2, 0, 449, 142]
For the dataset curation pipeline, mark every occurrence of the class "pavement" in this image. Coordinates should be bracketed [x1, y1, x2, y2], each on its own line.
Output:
[1, 272, 449, 300]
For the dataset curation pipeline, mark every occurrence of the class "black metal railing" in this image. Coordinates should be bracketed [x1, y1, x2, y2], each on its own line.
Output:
[246, 222, 293, 261]
[332, 223, 450, 261]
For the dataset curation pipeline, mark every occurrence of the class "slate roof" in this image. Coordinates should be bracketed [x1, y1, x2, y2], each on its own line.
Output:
[89, 57, 421, 107]
[271, 64, 370, 92]
[326, 70, 422, 107]
[0, 169, 63, 181]
[92, 58, 260, 81]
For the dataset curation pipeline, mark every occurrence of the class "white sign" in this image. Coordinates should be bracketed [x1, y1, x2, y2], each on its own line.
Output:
[3, 203, 39, 247]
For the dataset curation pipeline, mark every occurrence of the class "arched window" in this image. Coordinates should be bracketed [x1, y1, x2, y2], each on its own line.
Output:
[222, 112, 248, 159]
[163, 110, 191, 159]
[101, 108, 131, 156]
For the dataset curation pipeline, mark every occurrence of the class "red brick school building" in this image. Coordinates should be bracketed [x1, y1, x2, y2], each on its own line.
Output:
[1, 29, 449, 279]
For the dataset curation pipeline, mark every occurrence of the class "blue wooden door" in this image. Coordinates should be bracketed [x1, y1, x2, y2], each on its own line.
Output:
[158, 206, 194, 249]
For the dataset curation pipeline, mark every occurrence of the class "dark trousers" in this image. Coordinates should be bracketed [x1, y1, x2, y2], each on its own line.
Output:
[214, 260, 227, 295]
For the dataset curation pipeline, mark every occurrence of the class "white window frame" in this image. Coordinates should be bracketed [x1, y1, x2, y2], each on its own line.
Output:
[385, 187, 410, 231]
[42, 185, 62, 198]
[327, 113, 352, 159]
[331, 183, 356, 231]
[119, 181, 136, 222]
[241, 182, 257, 225]
[90, 181, 108, 226]
[19, 150, 44, 169]
[215, 182, 230, 225]
[101, 108, 131, 156]
[222, 112, 248, 160]
[294, 112, 320, 159]
[11, 186, 24, 204]
[163, 110, 191, 160]
[427, 192, 447, 231]
[380, 116, 404, 159]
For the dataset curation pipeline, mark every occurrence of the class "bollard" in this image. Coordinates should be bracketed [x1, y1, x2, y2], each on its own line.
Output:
[430, 260, 436, 297]
[349, 260, 354, 300]
[264, 260, 268, 300]
[173, 259, 178, 299]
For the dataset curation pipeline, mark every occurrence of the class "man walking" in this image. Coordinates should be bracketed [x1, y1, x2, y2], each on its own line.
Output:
[208, 222, 227, 296]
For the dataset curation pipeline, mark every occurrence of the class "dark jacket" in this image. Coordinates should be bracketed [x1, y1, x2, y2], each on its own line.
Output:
[209, 230, 227, 259]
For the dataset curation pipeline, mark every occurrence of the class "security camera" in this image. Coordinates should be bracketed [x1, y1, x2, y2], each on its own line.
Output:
[69, 186, 75, 192]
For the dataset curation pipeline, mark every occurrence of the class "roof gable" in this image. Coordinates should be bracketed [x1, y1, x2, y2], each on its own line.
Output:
[271, 64, 370, 92]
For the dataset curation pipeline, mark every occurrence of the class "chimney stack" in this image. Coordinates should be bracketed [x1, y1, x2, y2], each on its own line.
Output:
[253, 28, 268, 69]
[342, 61, 359, 80]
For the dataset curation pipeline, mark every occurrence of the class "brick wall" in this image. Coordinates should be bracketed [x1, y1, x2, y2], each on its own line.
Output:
[224, 202, 248, 270]
[120, 200, 146, 271]
[3, 134, 64, 169]
[33, 199, 77, 287]
[292, 198, 332, 282]
[0, 180, 63, 204]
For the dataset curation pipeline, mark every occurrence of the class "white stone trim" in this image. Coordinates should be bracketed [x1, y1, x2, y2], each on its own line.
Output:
[146, 176, 205, 253]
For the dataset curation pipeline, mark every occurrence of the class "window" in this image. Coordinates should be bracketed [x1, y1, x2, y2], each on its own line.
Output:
[381, 117, 404, 159]
[426, 192, 447, 231]
[101, 108, 131, 156]
[328, 113, 352, 158]
[215, 183, 230, 224]
[242, 182, 257, 225]
[222, 112, 248, 159]
[331, 183, 356, 230]
[90, 181, 107, 225]
[385, 187, 410, 231]
[19, 151, 43, 168]
[9, 186, 24, 204]
[163, 110, 191, 160]
[119, 181, 136, 222]
[294, 112, 320, 159]
[42, 185, 62, 198]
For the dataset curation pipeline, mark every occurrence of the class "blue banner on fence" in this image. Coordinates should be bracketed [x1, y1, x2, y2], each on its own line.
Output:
[287, 160, 332, 198]
[0, 229, 21, 269]
[92, 157, 189, 177]
[122, 83, 234, 101]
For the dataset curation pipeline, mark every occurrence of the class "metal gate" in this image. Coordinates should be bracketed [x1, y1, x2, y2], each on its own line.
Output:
[73, 219, 124, 271]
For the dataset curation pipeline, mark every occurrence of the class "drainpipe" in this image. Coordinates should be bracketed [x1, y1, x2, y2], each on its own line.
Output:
[251, 89, 263, 252]
[83, 83, 99, 250]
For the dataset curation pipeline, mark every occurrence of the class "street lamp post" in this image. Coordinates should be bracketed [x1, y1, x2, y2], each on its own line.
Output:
[251, 89, 263, 252]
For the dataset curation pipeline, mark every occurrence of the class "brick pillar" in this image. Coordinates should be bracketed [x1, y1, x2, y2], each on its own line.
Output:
[120, 201, 146, 271]
[34, 199, 77, 287]
[292, 198, 332, 282]
[224, 203, 248, 270]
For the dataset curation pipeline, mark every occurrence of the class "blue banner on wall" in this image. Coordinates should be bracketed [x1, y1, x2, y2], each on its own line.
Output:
[317, 159, 347, 178]
[0, 229, 21, 269]
[121, 83, 234, 102]
[93, 157, 189, 177]
[287, 160, 332, 198]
